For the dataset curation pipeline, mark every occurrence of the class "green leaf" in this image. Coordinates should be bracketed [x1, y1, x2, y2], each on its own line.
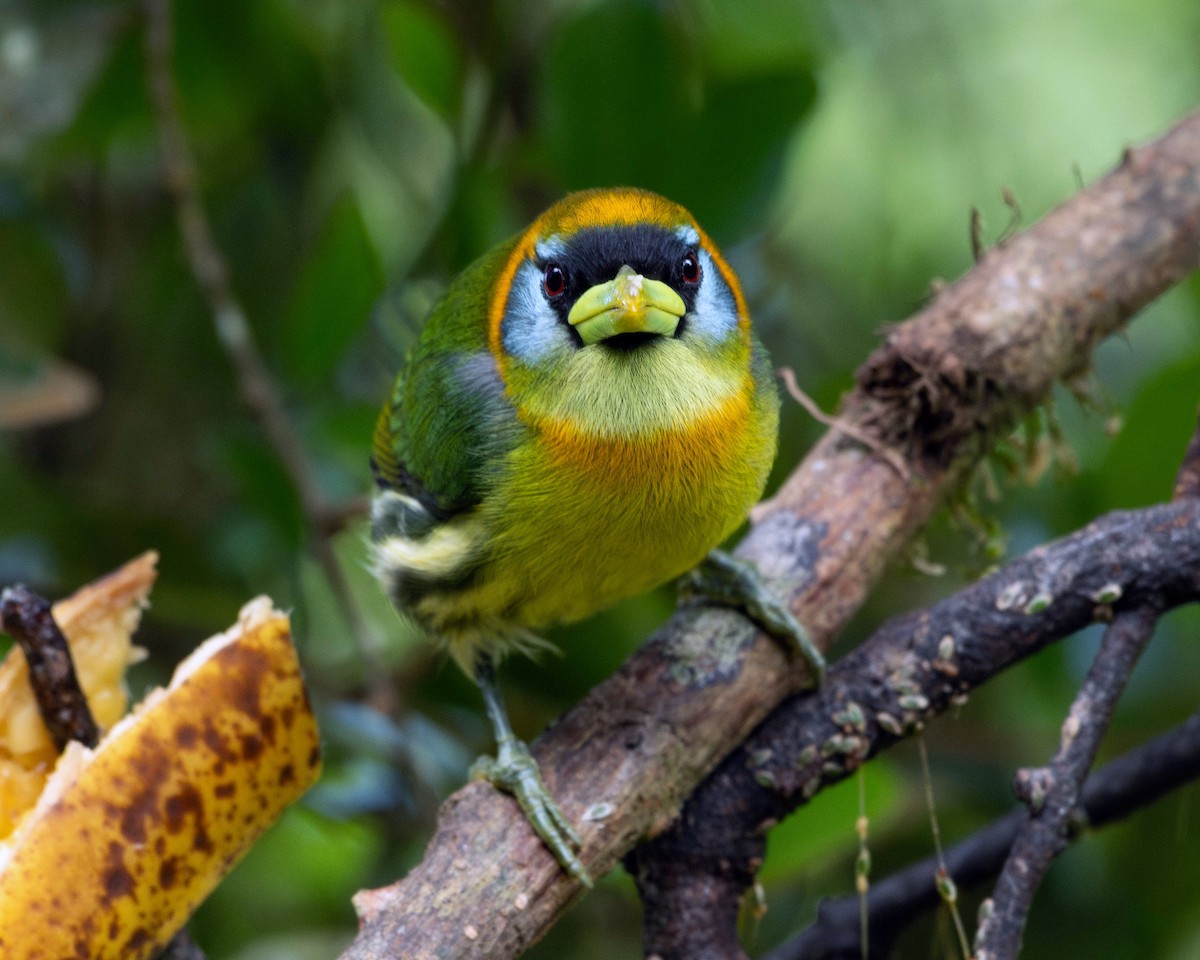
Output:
[1101, 350, 1200, 508]
[379, 0, 463, 120]
[0, 221, 69, 345]
[284, 197, 384, 385]
[758, 759, 901, 883]
[539, 1, 690, 194]
[538, 0, 817, 237]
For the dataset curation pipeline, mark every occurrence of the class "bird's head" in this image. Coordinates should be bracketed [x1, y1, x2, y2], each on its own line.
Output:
[487, 188, 757, 437]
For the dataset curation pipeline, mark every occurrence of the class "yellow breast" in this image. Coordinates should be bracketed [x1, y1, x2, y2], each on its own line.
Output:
[416, 371, 772, 654]
[496, 384, 772, 623]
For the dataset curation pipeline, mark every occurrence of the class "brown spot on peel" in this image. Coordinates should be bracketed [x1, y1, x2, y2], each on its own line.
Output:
[0, 595, 322, 960]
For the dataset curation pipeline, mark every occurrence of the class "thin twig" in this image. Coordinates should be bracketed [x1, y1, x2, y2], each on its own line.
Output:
[777, 367, 909, 480]
[140, 0, 385, 704]
[974, 407, 1200, 959]
[1174, 407, 1200, 500]
[855, 769, 869, 960]
[766, 708, 1200, 960]
[969, 207, 984, 262]
[997, 187, 1023, 246]
[916, 736, 971, 960]
[974, 604, 1160, 960]
[0, 585, 99, 750]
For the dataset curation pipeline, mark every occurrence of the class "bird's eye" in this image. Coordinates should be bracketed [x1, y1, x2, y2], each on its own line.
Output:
[680, 251, 701, 285]
[543, 263, 566, 298]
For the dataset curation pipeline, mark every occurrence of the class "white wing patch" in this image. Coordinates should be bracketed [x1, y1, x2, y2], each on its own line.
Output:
[370, 490, 485, 583]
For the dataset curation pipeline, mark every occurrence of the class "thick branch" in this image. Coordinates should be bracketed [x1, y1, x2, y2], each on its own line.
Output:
[343, 110, 1200, 959]
[767, 709, 1200, 960]
[627, 498, 1200, 959]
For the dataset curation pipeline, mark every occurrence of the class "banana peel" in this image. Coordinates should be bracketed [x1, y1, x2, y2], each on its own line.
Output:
[0, 555, 323, 959]
[0, 551, 157, 837]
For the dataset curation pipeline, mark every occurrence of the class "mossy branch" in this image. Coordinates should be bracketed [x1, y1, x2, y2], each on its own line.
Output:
[631, 490, 1200, 959]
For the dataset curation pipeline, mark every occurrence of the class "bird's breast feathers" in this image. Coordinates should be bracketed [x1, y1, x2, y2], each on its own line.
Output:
[399, 349, 775, 649]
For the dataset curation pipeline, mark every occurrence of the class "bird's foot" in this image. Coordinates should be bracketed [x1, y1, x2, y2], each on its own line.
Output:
[681, 548, 826, 687]
[470, 737, 592, 887]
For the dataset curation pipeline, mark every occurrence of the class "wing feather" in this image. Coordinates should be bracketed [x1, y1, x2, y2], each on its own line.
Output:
[372, 238, 523, 517]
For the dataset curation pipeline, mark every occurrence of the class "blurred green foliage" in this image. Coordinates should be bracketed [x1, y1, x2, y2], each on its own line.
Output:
[1, 0, 1199, 957]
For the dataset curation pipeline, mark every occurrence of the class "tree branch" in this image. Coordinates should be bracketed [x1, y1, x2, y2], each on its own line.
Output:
[627, 495, 1200, 960]
[974, 606, 1159, 960]
[765, 708, 1200, 960]
[341, 110, 1200, 959]
[974, 412, 1200, 958]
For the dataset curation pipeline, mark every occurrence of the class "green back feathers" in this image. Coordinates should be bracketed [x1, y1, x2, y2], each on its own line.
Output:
[371, 374, 406, 490]
[374, 238, 522, 513]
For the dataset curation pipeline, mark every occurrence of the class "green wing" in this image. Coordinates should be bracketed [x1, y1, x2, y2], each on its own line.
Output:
[370, 372, 409, 491]
[372, 238, 522, 514]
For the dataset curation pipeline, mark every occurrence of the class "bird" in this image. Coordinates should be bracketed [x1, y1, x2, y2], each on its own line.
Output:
[370, 187, 822, 885]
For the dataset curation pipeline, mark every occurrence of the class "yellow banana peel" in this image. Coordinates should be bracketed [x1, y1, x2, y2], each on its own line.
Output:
[0, 551, 157, 837]
[0, 556, 322, 959]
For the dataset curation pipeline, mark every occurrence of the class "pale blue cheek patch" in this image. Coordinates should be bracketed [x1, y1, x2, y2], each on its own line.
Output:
[686, 248, 740, 345]
[500, 260, 575, 363]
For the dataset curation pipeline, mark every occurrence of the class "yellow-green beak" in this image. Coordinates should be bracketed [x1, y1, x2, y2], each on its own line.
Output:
[567, 265, 685, 346]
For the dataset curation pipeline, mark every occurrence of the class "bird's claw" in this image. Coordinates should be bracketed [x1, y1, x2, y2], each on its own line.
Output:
[682, 548, 826, 687]
[471, 738, 592, 887]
